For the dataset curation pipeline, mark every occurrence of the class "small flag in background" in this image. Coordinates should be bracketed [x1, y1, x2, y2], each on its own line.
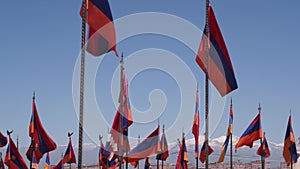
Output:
[5, 137, 28, 169]
[156, 126, 169, 161]
[283, 115, 297, 166]
[62, 137, 76, 164]
[235, 112, 262, 150]
[199, 140, 214, 163]
[26, 98, 57, 163]
[80, 0, 118, 56]
[195, 5, 238, 97]
[257, 134, 270, 158]
[217, 101, 233, 163]
[192, 88, 200, 159]
[175, 137, 188, 169]
[0, 132, 7, 147]
[0, 152, 5, 169]
[53, 160, 64, 169]
[44, 153, 50, 169]
[32, 151, 39, 169]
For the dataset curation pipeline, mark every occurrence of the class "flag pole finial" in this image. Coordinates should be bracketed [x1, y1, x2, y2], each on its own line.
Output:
[33, 91, 35, 100]
[99, 135, 103, 142]
[6, 130, 13, 137]
[68, 132, 74, 138]
[230, 98, 232, 105]
[258, 103, 261, 112]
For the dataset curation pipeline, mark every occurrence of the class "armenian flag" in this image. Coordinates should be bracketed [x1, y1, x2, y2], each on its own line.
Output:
[44, 153, 50, 169]
[199, 140, 214, 163]
[0, 132, 7, 147]
[283, 115, 297, 166]
[256, 134, 270, 158]
[5, 137, 28, 169]
[192, 89, 200, 158]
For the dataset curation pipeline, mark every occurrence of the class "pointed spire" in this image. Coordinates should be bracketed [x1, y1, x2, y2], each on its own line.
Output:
[258, 103, 261, 113]
[33, 91, 36, 100]
[230, 98, 232, 106]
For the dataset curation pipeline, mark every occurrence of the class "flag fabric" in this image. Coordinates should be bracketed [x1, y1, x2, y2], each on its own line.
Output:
[217, 102, 233, 163]
[192, 89, 200, 158]
[80, 0, 118, 56]
[53, 160, 64, 169]
[5, 137, 28, 169]
[199, 140, 214, 163]
[195, 5, 238, 96]
[26, 99, 57, 163]
[32, 151, 39, 169]
[235, 113, 262, 149]
[44, 153, 50, 169]
[127, 126, 160, 161]
[156, 128, 169, 161]
[175, 137, 188, 169]
[144, 157, 150, 169]
[0, 153, 4, 169]
[0, 132, 7, 147]
[283, 115, 297, 166]
[99, 139, 104, 166]
[62, 138, 76, 164]
[111, 74, 133, 153]
[256, 135, 270, 158]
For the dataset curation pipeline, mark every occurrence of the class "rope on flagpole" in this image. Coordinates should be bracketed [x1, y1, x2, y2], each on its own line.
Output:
[78, 0, 87, 168]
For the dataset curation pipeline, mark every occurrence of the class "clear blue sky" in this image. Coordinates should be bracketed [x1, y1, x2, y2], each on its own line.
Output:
[1, 0, 300, 159]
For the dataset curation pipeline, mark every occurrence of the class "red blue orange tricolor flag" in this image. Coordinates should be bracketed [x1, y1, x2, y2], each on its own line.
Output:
[235, 112, 262, 150]
[156, 127, 169, 161]
[256, 134, 270, 158]
[283, 115, 297, 166]
[175, 136, 188, 169]
[26, 98, 57, 163]
[192, 88, 200, 158]
[32, 151, 38, 169]
[217, 101, 233, 163]
[127, 126, 160, 161]
[199, 140, 214, 163]
[196, 5, 238, 96]
[53, 160, 64, 169]
[80, 0, 118, 56]
[0, 152, 5, 169]
[0, 132, 7, 148]
[62, 137, 76, 164]
[5, 137, 28, 169]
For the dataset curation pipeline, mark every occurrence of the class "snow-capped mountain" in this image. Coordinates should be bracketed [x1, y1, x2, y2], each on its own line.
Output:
[16, 136, 291, 168]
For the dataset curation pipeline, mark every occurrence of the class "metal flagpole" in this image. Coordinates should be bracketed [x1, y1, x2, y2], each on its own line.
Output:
[230, 99, 233, 169]
[119, 54, 124, 169]
[99, 135, 103, 169]
[7, 130, 13, 169]
[30, 94, 36, 169]
[78, 0, 87, 168]
[205, 0, 210, 168]
[138, 135, 140, 169]
[258, 105, 264, 169]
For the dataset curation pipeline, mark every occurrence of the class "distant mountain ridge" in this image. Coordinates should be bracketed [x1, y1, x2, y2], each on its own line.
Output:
[16, 135, 291, 168]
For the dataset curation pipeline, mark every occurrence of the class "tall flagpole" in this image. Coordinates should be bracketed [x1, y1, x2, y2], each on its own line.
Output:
[78, 0, 87, 168]
[119, 54, 124, 169]
[230, 99, 233, 169]
[205, 0, 210, 168]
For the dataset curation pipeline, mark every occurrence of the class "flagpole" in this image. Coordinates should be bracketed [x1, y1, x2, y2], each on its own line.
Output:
[290, 110, 293, 169]
[204, 0, 210, 168]
[30, 94, 36, 169]
[258, 105, 264, 169]
[181, 132, 184, 169]
[157, 121, 160, 169]
[78, 0, 87, 168]
[230, 99, 233, 169]
[119, 54, 124, 169]
[138, 135, 140, 169]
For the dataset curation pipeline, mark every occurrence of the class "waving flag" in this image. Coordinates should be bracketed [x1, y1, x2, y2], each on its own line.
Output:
[283, 115, 297, 166]
[62, 138, 76, 164]
[199, 140, 214, 163]
[217, 101, 233, 163]
[257, 134, 270, 158]
[235, 112, 262, 149]
[175, 137, 188, 169]
[5, 137, 28, 169]
[144, 157, 150, 169]
[192, 89, 200, 158]
[156, 127, 169, 161]
[196, 5, 238, 96]
[26, 99, 57, 163]
[44, 153, 50, 169]
[0, 132, 7, 147]
[128, 126, 160, 161]
[80, 0, 118, 56]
